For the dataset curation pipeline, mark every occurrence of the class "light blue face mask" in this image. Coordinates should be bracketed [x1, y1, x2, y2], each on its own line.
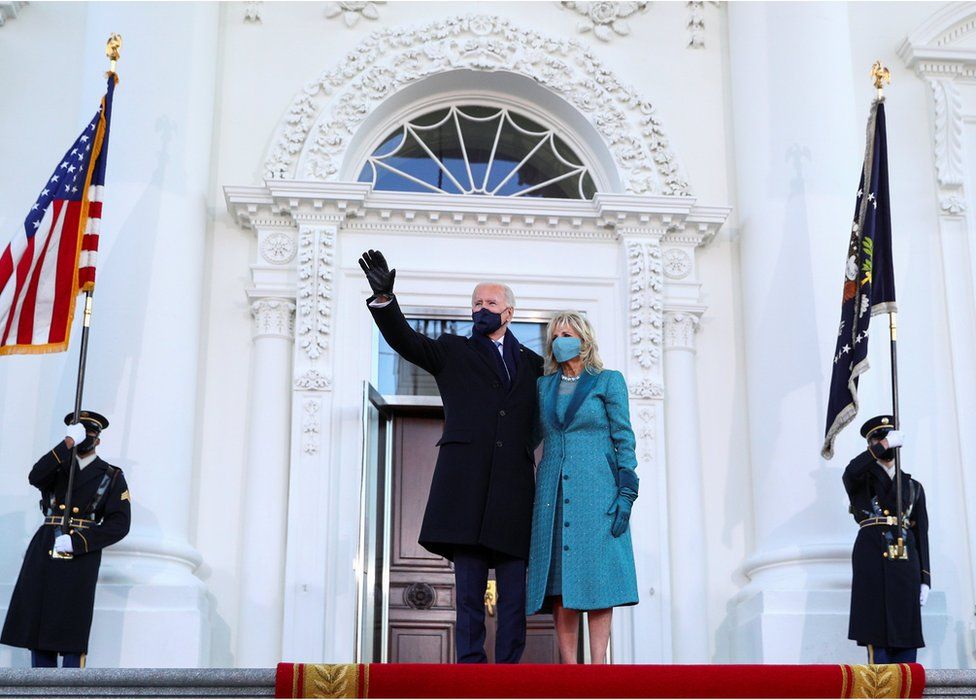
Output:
[552, 336, 582, 363]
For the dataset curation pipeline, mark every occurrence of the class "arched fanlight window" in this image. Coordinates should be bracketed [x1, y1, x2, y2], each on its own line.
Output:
[357, 105, 598, 199]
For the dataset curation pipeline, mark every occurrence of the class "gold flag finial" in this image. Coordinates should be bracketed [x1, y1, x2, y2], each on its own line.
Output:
[105, 33, 122, 75]
[871, 60, 890, 98]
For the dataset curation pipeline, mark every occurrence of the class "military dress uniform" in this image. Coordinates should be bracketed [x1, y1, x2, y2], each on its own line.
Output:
[844, 416, 930, 664]
[1, 411, 131, 667]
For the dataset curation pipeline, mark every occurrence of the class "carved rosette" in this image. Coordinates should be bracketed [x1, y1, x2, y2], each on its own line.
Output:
[664, 311, 701, 352]
[302, 398, 322, 456]
[662, 248, 692, 280]
[264, 15, 689, 196]
[628, 378, 664, 400]
[260, 231, 296, 264]
[296, 225, 336, 360]
[251, 298, 296, 340]
[626, 241, 664, 370]
[403, 582, 436, 610]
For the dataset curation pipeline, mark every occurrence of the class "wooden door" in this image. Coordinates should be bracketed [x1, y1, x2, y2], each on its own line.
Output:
[387, 411, 559, 663]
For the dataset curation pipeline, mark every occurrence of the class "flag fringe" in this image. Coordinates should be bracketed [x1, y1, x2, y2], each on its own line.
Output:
[822, 356, 871, 460]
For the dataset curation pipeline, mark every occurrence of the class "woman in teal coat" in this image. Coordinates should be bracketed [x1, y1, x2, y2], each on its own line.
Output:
[526, 311, 639, 664]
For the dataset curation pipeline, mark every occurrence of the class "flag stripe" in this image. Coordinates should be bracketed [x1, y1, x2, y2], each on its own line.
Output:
[17, 204, 63, 344]
[50, 201, 83, 343]
[2, 236, 35, 346]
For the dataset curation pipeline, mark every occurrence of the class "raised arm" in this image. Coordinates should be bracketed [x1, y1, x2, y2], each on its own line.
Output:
[28, 440, 73, 491]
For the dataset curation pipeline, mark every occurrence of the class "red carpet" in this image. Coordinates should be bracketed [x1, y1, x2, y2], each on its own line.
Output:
[275, 663, 924, 698]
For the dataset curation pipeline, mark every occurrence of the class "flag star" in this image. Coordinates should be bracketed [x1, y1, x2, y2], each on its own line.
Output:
[867, 192, 876, 202]
[59, 162, 69, 170]
[858, 189, 863, 197]
[30, 203, 39, 211]
[842, 344, 851, 353]
[71, 186, 78, 193]
[67, 165, 76, 173]
[855, 333, 863, 344]
[85, 144, 91, 151]
[50, 175, 59, 182]
[32, 220, 40, 230]
[89, 123, 96, 131]
[71, 149, 78, 156]
[41, 189, 49, 196]
[80, 135, 89, 143]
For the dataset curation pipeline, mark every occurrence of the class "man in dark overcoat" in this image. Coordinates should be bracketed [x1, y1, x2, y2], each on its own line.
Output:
[1, 411, 131, 667]
[844, 414, 930, 664]
[359, 250, 543, 664]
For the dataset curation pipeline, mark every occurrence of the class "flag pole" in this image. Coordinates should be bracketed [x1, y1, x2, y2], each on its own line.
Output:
[871, 60, 908, 561]
[51, 34, 122, 561]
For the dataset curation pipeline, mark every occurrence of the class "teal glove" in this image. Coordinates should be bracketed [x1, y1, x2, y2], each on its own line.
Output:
[608, 486, 637, 538]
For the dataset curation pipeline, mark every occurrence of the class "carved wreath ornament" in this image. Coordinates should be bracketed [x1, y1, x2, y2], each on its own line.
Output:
[264, 15, 690, 196]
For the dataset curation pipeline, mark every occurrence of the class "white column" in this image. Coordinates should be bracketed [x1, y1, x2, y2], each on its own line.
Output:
[728, 2, 864, 662]
[236, 298, 295, 666]
[38, 2, 219, 669]
[662, 310, 709, 661]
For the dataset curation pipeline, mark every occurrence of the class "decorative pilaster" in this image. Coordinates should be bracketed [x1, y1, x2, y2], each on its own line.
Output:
[237, 297, 295, 666]
[662, 308, 708, 661]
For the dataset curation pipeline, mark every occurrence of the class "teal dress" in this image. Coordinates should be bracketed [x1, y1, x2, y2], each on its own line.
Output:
[527, 369, 639, 614]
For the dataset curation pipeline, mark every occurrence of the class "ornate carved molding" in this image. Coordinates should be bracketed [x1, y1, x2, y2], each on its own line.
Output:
[687, 1, 705, 48]
[560, 1, 648, 43]
[324, 1, 384, 27]
[251, 298, 296, 339]
[264, 14, 690, 196]
[929, 78, 964, 189]
[635, 406, 657, 469]
[296, 226, 336, 360]
[664, 310, 701, 351]
[629, 378, 664, 400]
[626, 240, 664, 370]
[261, 231, 297, 264]
[243, 1, 262, 22]
[295, 369, 333, 392]
[0, 2, 26, 27]
[302, 398, 321, 456]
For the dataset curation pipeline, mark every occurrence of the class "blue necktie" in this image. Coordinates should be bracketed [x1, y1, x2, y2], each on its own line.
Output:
[494, 341, 511, 382]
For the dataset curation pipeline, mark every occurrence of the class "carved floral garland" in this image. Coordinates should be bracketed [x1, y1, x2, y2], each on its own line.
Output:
[264, 15, 689, 196]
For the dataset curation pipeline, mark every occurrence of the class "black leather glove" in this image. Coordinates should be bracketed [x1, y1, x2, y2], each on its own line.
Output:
[358, 249, 396, 297]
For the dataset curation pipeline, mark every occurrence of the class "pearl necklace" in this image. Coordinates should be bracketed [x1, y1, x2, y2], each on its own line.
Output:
[560, 373, 581, 382]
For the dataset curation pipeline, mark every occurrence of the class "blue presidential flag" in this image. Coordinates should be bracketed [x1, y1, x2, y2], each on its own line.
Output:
[822, 100, 897, 459]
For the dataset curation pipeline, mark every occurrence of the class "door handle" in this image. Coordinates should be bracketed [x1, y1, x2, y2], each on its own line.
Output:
[484, 580, 497, 617]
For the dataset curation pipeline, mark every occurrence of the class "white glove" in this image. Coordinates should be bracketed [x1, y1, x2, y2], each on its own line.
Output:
[886, 430, 904, 449]
[66, 423, 86, 446]
[920, 583, 930, 607]
[54, 534, 73, 554]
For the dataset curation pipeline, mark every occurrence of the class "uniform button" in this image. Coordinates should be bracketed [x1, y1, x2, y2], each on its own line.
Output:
[883, 551, 889, 558]
[883, 510, 890, 516]
[72, 507, 79, 514]
[496, 441, 503, 448]
[499, 410, 506, 416]
[492, 381, 500, 389]
[59, 505, 66, 511]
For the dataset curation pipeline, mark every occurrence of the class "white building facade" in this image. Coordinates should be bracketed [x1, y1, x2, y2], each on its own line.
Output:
[0, 0, 973, 669]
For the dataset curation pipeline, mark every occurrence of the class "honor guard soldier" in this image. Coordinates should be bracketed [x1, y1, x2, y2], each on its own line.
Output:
[844, 414, 930, 664]
[1, 411, 131, 667]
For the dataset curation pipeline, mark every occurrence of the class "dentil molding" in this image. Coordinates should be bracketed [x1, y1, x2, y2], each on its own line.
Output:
[264, 14, 690, 196]
[251, 298, 296, 339]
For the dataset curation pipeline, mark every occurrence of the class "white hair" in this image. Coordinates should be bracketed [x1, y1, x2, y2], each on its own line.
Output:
[471, 282, 516, 308]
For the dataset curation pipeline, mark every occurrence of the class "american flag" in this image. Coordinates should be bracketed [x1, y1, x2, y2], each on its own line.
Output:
[0, 74, 116, 356]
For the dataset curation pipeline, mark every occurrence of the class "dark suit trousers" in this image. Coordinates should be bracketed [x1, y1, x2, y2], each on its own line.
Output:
[453, 546, 526, 664]
[869, 645, 917, 663]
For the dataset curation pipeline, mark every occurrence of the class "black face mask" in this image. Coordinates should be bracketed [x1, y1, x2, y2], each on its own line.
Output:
[472, 308, 507, 336]
[878, 447, 896, 462]
[77, 433, 97, 455]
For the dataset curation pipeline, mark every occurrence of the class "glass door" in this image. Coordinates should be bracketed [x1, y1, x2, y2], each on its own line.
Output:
[356, 382, 392, 663]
